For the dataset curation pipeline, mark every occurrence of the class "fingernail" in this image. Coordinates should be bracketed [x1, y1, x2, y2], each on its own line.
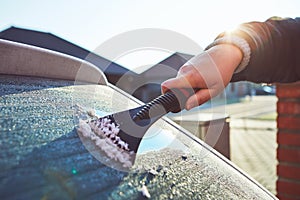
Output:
[186, 103, 193, 110]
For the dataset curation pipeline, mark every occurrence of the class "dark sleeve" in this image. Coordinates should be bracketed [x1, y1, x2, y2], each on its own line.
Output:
[221, 17, 300, 83]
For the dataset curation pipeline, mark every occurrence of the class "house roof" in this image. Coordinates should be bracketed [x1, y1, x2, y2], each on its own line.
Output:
[0, 26, 135, 84]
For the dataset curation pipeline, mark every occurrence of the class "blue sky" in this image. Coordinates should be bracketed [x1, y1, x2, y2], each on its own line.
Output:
[1, 0, 299, 70]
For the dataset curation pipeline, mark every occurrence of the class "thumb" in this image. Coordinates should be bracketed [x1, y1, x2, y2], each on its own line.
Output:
[161, 76, 192, 94]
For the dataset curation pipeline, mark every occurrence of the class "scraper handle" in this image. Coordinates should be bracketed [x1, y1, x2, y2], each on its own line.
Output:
[133, 88, 195, 121]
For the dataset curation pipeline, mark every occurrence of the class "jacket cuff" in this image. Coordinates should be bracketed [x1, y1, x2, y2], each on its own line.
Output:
[205, 36, 251, 73]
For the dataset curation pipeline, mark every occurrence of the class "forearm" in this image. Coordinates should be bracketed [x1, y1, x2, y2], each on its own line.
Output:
[215, 17, 300, 83]
[161, 17, 300, 109]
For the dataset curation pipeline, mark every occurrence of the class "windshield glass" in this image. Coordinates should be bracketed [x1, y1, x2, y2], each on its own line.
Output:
[0, 75, 275, 199]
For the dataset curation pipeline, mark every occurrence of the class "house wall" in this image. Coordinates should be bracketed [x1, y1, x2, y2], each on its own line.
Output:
[276, 82, 300, 200]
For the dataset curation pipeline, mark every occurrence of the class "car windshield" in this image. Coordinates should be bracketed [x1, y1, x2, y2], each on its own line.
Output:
[0, 75, 275, 199]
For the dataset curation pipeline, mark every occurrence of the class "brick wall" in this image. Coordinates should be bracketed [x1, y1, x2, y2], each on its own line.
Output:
[276, 82, 300, 200]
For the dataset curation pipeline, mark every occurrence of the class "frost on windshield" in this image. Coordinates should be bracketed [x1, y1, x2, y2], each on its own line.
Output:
[0, 75, 273, 200]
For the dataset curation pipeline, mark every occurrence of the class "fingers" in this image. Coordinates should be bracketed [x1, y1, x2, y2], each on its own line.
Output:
[161, 65, 208, 94]
[161, 76, 191, 94]
[185, 89, 213, 110]
[162, 78, 212, 110]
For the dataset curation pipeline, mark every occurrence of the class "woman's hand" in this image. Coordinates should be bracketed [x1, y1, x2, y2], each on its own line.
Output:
[161, 44, 243, 110]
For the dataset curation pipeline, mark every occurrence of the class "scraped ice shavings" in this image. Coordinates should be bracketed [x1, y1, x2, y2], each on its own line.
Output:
[140, 185, 151, 199]
[77, 110, 134, 168]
